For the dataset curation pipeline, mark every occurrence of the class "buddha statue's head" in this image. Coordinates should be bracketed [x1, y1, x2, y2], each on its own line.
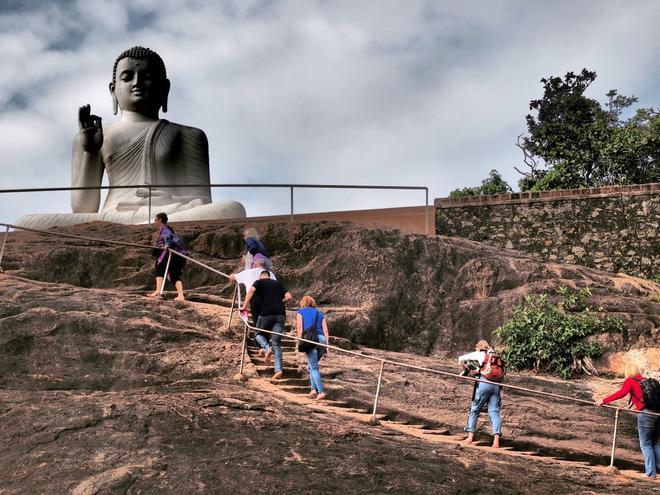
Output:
[109, 46, 170, 117]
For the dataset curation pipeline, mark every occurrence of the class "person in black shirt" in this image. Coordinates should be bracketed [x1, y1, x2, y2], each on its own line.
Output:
[241, 271, 292, 379]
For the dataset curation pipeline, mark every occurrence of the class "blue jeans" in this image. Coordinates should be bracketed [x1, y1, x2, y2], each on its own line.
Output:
[254, 332, 270, 353]
[306, 335, 326, 394]
[638, 410, 660, 477]
[256, 315, 286, 373]
[464, 381, 502, 436]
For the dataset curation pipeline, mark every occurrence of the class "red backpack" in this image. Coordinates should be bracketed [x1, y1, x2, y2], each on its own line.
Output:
[480, 350, 506, 382]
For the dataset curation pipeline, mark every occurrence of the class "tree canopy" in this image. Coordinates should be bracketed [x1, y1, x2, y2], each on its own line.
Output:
[449, 169, 512, 198]
[517, 69, 660, 191]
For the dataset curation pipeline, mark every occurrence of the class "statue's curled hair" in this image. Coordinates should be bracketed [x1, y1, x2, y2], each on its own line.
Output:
[112, 46, 167, 83]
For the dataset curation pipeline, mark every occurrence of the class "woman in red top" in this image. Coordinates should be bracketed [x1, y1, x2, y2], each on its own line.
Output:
[596, 362, 660, 479]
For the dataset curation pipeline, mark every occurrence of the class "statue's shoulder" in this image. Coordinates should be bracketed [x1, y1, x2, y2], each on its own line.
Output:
[163, 121, 209, 150]
[165, 121, 208, 141]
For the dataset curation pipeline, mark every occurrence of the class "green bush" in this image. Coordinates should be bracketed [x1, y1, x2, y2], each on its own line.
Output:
[494, 287, 624, 379]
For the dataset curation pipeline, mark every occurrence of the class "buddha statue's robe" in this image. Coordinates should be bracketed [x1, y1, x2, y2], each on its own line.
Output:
[15, 120, 245, 228]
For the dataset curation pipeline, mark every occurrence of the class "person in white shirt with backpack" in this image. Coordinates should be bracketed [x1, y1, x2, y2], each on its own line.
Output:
[458, 340, 505, 449]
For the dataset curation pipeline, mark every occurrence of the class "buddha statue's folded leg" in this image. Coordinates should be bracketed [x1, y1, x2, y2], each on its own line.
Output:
[96, 200, 246, 225]
[159, 201, 246, 223]
[98, 208, 150, 225]
[14, 213, 102, 229]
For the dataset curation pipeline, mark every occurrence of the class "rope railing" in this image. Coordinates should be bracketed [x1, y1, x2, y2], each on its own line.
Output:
[0, 222, 153, 250]
[0, 221, 657, 473]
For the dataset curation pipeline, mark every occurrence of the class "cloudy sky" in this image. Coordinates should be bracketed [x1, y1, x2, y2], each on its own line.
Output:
[1, 0, 659, 222]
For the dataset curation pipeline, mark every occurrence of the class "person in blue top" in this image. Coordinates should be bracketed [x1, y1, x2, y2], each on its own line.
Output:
[296, 295, 330, 400]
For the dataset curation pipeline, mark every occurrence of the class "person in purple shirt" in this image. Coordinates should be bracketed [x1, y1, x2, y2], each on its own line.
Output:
[148, 212, 187, 301]
[242, 228, 271, 271]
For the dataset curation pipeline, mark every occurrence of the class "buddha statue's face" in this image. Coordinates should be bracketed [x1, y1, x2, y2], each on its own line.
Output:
[110, 57, 169, 117]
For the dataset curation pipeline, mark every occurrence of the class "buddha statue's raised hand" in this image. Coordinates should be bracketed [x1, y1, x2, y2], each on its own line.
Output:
[78, 104, 103, 153]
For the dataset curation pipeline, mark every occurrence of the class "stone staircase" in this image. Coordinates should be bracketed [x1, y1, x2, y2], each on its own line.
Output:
[179, 293, 652, 484]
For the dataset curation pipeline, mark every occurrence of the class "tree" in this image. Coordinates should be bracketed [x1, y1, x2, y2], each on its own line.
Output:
[601, 107, 660, 185]
[494, 287, 623, 379]
[517, 69, 660, 191]
[449, 169, 512, 198]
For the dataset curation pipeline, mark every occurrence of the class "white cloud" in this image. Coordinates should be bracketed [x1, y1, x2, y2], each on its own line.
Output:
[0, 0, 659, 222]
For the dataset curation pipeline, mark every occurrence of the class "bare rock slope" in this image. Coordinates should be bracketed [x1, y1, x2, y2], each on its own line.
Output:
[4, 221, 658, 360]
[0, 274, 656, 494]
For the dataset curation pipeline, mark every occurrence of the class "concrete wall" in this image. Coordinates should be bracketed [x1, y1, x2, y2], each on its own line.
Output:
[435, 183, 660, 278]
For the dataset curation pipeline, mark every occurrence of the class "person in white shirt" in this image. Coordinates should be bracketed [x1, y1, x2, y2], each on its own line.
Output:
[458, 340, 502, 448]
[229, 259, 277, 361]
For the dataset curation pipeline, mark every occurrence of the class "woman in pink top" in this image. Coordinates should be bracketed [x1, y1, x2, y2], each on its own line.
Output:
[596, 362, 660, 479]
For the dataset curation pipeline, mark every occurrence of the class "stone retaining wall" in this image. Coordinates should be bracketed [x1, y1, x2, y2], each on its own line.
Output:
[435, 183, 660, 278]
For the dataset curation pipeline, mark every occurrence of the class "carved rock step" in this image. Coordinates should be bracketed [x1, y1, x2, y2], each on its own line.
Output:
[235, 304, 626, 472]
[246, 352, 297, 361]
[278, 385, 321, 394]
[264, 377, 310, 386]
[381, 420, 434, 430]
[253, 366, 304, 378]
[338, 407, 371, 414]
[247, 341, 296, 350]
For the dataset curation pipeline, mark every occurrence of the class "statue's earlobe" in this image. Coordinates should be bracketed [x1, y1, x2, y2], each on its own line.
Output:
[109, 82, 118, 115]
[161, 78, 171, 113]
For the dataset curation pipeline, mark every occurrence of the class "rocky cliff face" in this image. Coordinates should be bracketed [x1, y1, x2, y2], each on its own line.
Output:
[3, 221, 658, 362]
[0, 274, 655, 493]
[2, 221, 659, 492]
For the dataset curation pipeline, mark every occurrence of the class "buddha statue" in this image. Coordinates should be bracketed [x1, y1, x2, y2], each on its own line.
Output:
[16, 46, 246, 228]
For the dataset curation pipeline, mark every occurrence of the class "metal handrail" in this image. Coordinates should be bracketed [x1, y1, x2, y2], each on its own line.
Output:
[1, 221, 656, 473]
[0, 182, 431, 234]
[0, 183, 429, 193]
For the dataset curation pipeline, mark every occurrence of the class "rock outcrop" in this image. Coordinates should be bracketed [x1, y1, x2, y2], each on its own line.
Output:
[0, 274, 656, 493]
[2, 213, 659, 492]
[3, 221, 658, 364]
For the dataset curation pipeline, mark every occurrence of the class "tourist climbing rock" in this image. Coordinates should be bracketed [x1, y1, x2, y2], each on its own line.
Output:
[242, 227, 271, 271]
[230, 259, 277, 357]
[148, 212, 187, 301]
[458, 340, 503, 449]
[596, 362, 660, 479]
[241, 270, 292, 379]
[296, 295, 330, 401]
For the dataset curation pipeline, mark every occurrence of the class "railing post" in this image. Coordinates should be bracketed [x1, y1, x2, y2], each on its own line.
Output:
[425, 188, 429, 235]
[148, 185, 152, 224]
[0, 225, 9, 270]
[159, 250, 172, 295]
[290, 186, 294, 223]
[234, 321, 249, 382]
[609, 409, 620, 468]
[226, 284, 238, 332]
[370, 360, 385, 425]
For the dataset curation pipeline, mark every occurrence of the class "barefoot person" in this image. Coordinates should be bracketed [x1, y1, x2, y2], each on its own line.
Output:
[596, 362, 660, 479]
[148, 212, 187, 301]
[296, 295, 330, 400]
[459, 340, 503, 449]
[229, 259, 276, 358]
[241, 271, 292, 379]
